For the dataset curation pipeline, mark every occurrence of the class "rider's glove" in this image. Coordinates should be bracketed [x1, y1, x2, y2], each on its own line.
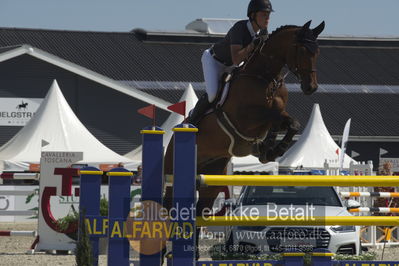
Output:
[252, 37, 262, 46]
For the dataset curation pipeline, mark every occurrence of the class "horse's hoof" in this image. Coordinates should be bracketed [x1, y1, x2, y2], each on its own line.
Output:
[258, 155, 269, 164]
[266, 149, 277, 161]
[274, 143, 289, 157]
[258, 149, 274, 163]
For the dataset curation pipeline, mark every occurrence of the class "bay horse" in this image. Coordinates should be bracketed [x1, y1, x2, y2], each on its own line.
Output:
[163, 20, 325, 255]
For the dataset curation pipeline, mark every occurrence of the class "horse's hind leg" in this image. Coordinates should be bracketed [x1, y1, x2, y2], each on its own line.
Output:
[266, 112, 300, 161]
[196, 157, 230, 217]
[195, 157, 229, 259]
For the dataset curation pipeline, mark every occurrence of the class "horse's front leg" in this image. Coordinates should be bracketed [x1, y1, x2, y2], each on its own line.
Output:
[266, 111, 300, 161]
[255, 126, 280, 163]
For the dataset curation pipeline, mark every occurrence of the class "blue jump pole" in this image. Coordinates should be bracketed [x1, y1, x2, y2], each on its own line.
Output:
[107, 167, 133, 266]
[140, 126, 165, 266]
[282, 251, 305, 266]
[172, 124, 198, 266]
[78, 167, 103, 266]
[311, 248, 333, 266]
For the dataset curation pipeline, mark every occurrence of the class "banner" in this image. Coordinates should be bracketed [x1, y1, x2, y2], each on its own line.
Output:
[0, 98, 42, 126]
[339, 118, 351, 171]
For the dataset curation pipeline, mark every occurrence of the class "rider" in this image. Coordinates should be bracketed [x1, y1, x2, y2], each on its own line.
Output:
[188, 0, 273, 126]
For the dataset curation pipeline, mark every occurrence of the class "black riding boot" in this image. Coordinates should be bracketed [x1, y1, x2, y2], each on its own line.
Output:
[188, 93, 211, 127]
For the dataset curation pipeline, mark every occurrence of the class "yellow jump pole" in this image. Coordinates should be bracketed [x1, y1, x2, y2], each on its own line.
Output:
[196, 216, 399, 227]
[199, 175, 399, 187]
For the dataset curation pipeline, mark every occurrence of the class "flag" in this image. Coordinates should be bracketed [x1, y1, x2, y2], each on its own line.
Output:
[41, 139, 50, 147]
[339, 118, 351, 171]
[351, 150, 360, 158]
[380, 148, 388, 157]
[137, 104, 155, 119]
[167, 101, 186, 117]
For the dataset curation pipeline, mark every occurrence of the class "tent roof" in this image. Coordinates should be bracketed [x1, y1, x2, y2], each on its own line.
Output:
[0, 80, 132, 169]
[124, 83, 198, 161]
[277, 104, 356, 169]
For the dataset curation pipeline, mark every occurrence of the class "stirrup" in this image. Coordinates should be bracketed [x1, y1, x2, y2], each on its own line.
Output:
[188, 95, 211, 126]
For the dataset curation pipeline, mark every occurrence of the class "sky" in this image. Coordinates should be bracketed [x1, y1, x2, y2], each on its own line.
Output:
[0, 0, 398, 37]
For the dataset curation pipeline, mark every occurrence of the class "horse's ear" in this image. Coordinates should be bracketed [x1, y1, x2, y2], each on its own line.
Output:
[302, 20, 312, 29]
[312, 21, 325, 38]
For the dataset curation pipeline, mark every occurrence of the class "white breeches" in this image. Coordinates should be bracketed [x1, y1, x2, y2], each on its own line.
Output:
[201, 49, 229, 102]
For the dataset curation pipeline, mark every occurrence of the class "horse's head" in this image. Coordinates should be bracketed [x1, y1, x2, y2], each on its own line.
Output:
[286, 20, 325, 95]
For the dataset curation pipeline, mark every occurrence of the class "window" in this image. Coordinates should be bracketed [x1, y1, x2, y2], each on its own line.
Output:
[242, 186, 341, 206]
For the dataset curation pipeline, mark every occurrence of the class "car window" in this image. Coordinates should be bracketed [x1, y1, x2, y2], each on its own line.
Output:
[242, 186, 341, 206]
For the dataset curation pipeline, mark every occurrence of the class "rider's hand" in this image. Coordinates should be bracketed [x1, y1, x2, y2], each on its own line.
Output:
[246, 42, 255, 55]
[252, 37, 262, 46]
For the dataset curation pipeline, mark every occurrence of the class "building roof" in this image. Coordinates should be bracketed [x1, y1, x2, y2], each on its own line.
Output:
[0, 27, 398, 138]
[0, 44, 172, 111]
[285, 92, 399, 139]
[1, 27, 399, 85]
[0, 27, 206, 83]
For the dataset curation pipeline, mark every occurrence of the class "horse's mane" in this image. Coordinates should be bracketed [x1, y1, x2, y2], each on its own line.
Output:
[266, 24, 319, 53]
[245, 25, 300, 67]
[268, 25, 299, 40]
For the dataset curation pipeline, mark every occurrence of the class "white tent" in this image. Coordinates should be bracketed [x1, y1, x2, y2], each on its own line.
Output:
[0, 80, 134, 171]
[124, 83, 198, 161]
[230, 156, 278, 173]
[277, 103, 356, 170]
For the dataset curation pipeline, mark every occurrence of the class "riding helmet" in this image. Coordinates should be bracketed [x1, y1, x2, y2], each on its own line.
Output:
[247, 0, 274, 17]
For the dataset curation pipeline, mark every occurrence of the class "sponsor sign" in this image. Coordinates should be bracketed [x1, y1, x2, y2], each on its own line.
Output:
[379, 158, 399, 172]
[0, 97, 42, 126]
[36, 151, 83, 251]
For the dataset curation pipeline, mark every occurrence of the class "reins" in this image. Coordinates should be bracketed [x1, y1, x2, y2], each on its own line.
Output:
[238, 39, 284, 103]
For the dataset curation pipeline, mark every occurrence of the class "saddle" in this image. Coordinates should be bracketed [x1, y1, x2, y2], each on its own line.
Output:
[210, 68, 240, 111]
[212, 69, 284, 157]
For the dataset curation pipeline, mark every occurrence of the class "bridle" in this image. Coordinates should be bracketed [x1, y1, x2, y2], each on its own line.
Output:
[251, 36, 318, 82]
[289, 43, 318, 83]
[239, 30, 319, 96]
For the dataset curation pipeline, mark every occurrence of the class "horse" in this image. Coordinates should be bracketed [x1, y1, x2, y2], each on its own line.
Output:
[163, 20, 325, 256]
